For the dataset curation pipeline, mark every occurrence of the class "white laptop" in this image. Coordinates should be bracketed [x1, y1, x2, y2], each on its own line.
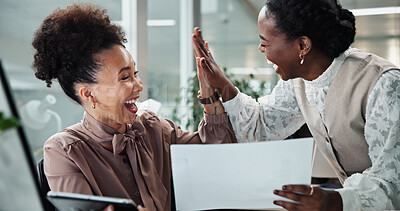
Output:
[170, 138, 314, 211]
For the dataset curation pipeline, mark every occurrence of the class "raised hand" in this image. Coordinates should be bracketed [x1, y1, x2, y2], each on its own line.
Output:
[273, 185, 343, 211]
[192, 27, 238, 101]
[196, 56, 214, 98]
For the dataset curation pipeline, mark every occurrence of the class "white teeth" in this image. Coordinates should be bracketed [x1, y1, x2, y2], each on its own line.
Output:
[124, 99, 137, 104]
[273, 64, 278, 70]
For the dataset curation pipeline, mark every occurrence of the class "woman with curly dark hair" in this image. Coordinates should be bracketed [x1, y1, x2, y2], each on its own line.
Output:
[32, 3, 236, 211]
[193, 0, 400, 210]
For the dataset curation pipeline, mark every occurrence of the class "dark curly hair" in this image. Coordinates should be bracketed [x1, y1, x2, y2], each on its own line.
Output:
[265, 0, 355, 59]
[32, 3, 126, 104]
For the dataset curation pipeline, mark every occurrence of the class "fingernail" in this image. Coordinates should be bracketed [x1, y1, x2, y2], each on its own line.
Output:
[273, 190, 279, 194]
[282, 185, 288, 190]
[273, 201, 280, 205]
[196, 57, 200, 62]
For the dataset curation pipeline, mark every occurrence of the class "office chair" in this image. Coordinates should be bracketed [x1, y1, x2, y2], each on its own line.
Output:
[37, 158, 56, 211]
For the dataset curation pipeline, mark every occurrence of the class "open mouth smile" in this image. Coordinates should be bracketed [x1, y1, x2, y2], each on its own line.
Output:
[124, 97, 139, 113]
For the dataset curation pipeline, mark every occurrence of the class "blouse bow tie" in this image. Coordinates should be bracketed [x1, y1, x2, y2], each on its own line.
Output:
[112, 130, 142, 156]
[111, 124, 168, 211]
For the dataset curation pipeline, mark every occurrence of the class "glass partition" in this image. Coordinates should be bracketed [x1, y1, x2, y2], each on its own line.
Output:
[0, 0, 122, 163]
[0, 0, 399, 168]
[0, 61, 44, 210]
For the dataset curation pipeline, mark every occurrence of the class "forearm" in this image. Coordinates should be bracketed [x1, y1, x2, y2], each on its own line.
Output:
[336, 174, 397, 210]
[221, 84, 305, 142]
[199, 82, 225, 115]
[202, 100, 225, 115]
[218, 79, 238, 102]
[197, 112, 237, 144]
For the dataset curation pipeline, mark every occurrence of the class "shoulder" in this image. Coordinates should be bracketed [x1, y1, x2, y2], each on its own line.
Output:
[380, 69, 400, 79]
[44, 123, 87, 150]
[137, 110, 161, 125]
[345, 49, 399, 71]
[136, 109, 176, 131]
[367, 70, 400, 113]
[373, 70, 400, 93]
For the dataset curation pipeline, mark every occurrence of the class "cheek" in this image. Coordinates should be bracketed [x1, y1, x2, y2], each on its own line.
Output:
[267, 44, 294, 65]
[264, 49, 279, 63]
[98, 87, 119, 106]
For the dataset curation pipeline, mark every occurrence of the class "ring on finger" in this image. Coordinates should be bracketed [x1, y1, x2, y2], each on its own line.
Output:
[308, 185, 314, 196]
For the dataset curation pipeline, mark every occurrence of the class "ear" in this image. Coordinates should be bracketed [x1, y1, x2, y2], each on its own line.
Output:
[298, 36, 312, 55]
[78, 86, 95, 105]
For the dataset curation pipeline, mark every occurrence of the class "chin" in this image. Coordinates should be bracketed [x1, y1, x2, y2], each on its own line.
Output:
[277, 73, 288, 81]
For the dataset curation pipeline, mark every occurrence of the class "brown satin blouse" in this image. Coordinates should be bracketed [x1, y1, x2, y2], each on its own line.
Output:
[43, 110, 236, 211]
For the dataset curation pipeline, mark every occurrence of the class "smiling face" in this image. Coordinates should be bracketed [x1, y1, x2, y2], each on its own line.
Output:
[83, 44, 143, 132]
[257, 6, 302, 81]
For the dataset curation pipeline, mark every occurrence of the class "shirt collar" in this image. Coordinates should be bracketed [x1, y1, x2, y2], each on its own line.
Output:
[81, 112, 119, 142]
[81, 111, 145, 143]
[304, 47, 359, 88]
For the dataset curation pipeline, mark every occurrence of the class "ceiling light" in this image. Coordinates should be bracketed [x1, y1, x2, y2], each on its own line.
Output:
[146, 19, 176, 27]
[350, 7, 400, 16]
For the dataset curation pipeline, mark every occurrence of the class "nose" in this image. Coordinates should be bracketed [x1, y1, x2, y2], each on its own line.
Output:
[134, 76, 144, 92]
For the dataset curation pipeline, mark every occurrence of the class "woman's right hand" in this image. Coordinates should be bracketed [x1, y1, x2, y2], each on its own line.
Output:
[192, 27, 238, 101]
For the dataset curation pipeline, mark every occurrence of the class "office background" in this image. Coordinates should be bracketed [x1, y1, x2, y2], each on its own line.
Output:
[0, 0, 399, 185]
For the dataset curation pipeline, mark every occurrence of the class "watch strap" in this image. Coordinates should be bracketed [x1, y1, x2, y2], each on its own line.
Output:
[197, 90, 220, 104]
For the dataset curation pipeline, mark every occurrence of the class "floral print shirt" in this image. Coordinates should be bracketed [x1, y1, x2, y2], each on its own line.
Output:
[222, 48, 400, 210]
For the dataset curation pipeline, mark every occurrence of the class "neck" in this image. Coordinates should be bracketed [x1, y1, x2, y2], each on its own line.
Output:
[85, 107, 126, 134]
[301, 50, 333, 81]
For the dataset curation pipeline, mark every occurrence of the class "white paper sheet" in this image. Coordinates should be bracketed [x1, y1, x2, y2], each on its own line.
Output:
[170, 138, 314, 211]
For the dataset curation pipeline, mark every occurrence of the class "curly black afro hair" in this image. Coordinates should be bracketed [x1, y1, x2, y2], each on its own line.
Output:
[265, 0, 356, 59]
[32, 3, 126, 104]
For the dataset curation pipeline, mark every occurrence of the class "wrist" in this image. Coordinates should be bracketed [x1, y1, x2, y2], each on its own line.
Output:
[325, 191, 343, 211]
[218, 82, 238, 102]
[198, 88, 214, 98]
[203, 100, 225, 115]
[197, 90, 220, 104]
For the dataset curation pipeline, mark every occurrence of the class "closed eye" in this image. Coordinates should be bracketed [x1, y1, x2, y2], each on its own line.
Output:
[121, 75, 130, 80]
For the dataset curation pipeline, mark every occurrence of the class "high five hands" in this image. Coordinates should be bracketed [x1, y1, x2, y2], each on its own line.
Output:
[192, 27, 238, 101]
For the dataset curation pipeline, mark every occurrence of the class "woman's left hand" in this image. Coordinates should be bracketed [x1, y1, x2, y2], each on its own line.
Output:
[273, 184, 343, 211]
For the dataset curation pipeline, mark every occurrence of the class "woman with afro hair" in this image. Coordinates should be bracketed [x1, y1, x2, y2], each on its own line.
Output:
[32, 3, 236, 211]
[193, 0, 400, 210]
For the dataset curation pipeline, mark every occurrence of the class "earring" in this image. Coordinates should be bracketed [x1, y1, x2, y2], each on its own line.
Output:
[299, 54, 305, 65]
[91, 103, 96, 109]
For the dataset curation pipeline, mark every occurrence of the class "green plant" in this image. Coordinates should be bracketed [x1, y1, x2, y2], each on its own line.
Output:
[0, 112, 20, 134]
[173, 67, 268, 131]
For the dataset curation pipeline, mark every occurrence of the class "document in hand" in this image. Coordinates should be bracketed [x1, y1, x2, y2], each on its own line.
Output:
[171, 138, 314, 211]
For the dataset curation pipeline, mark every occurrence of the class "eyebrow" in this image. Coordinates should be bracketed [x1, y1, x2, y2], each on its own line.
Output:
[118, 66, 131, 74]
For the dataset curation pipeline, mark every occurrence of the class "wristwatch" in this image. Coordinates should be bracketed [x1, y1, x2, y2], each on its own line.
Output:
[197, 90, 220, 104]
